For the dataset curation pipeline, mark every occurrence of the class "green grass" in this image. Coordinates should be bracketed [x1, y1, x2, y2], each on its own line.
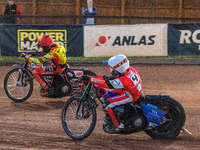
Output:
[0, 56, 24, 61]
[0, 55, 200, 61]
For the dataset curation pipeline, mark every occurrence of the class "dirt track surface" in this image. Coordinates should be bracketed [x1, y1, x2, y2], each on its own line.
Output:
[1, 64, 200, 150]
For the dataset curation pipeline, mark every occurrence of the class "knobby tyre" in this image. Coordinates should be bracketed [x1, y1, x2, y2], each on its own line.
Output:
[83, 70, 96, 76]
[4, 68, 33, 102]
[145, 98, 186, 139]
[62, 95, 97, 140]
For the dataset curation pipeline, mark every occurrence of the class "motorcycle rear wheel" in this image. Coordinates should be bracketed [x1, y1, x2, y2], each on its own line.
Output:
[61, 95, 97, 140]
[4, 68, 33, 102]
[145, 98, 186, 139]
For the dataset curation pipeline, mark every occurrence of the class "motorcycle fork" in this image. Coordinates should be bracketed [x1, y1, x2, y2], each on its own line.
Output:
[76, 95, 97, 119]
[17, 69, 23, 82]
[18, 69, 29, 86]
[76, 99, 89, 119]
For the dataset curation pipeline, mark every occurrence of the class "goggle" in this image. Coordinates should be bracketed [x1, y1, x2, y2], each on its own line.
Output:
[37, 44, 48, 50]
[110, 58, 128, 71]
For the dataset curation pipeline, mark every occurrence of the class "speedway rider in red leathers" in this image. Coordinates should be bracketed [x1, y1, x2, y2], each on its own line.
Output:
[22, 34, 67, 96]
[82, 54, 142, 133]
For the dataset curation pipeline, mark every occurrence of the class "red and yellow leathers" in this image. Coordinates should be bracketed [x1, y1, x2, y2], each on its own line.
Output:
[89, 66, 142, 126]
[28, 43, 67, 92]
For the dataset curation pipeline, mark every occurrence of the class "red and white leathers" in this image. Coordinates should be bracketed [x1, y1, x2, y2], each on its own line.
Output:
[89, 66, 142, 126]
[28, 43, 67, 94]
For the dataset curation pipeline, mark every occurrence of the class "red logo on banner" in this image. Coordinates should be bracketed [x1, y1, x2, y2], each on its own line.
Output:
[95, 36, 111, 46]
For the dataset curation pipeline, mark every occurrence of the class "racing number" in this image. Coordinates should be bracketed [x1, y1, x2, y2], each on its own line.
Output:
[131, 73, 139, 85]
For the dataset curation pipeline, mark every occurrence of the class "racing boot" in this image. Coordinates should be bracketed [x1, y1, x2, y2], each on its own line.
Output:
[103, 123, 124, 133]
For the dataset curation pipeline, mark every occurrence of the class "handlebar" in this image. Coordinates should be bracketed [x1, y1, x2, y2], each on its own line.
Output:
[20, 51, 42, 58]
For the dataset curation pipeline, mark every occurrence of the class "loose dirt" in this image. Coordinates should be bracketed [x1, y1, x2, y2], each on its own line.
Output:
[0, 64, 200, 150]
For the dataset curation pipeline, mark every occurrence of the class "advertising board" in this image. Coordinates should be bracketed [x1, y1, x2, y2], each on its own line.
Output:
[84, 24, 168, 57]
[168, 23, 200, 55]
[0, 25, 83, 56]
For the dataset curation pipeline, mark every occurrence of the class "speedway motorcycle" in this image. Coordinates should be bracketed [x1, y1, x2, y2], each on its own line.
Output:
[61, 78, 187, 140]
[4, 54, 96, 103]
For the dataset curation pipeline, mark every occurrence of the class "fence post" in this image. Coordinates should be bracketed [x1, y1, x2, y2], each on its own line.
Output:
[178, 0, 183, 23]
[121, 0, 125, 24]
[76, 0, 80, 24]
[32, 0, 37, 24]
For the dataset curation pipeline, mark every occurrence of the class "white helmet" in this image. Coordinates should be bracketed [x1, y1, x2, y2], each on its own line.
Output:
[108, 54, 129, 74]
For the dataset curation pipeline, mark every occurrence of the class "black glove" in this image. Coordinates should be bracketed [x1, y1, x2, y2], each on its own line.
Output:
[81, 75, 90, 82]
[97, 87, 106, 96]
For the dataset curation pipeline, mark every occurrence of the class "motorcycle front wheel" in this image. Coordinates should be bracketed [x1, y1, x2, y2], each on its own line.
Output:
[4, 68, 33, 102]
[61, 95, 97, 140]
